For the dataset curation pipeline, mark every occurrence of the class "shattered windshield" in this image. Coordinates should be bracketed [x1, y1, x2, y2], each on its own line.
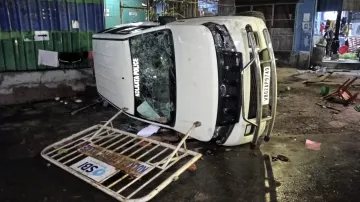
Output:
[129, 29, 176, 125]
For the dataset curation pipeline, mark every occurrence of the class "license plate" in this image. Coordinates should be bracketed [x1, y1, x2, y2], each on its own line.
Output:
[262, 66, 271, 105]
[70, 156, 116, 182]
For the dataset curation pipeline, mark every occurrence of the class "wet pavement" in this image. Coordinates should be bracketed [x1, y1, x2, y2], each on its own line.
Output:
[1, 69, 360, 202]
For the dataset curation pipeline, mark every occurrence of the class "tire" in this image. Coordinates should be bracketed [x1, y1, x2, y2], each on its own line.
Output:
[237, 11, 266, 22]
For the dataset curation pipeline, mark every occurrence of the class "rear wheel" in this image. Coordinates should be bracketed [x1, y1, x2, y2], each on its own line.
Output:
[237, 11, 266, 22]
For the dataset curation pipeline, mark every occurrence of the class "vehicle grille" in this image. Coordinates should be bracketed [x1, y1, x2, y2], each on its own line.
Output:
[203, 22, 243, 144]
[248, 55, 258, 119]
[216, 51, 242, 126]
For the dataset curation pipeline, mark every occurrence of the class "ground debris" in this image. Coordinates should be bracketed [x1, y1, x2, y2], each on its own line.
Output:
[137, 125, 160, 137]
[272, 155, 290, 162]
[305, 139, 321, 151]
[193, 147, 203, 153]
[355, 105, 360, 112]
[187, 164, 197, 171]
[303, 72, 331, 84]
[250, 150, 261, 157]
[316, 103, 341, 112]
[328, 121, 347, 128]
[194, 191, 209, 201]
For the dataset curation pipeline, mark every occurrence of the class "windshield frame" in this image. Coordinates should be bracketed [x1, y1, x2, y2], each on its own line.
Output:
[128, 28, 177, 126]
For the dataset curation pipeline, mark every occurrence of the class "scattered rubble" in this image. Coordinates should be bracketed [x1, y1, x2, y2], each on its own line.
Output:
[194, 191, 209, 201]
[303, 72, 331, 84]
[316, 103, 341, 112]
[71, 98, 103, 116]
[187, 164, 197, 171]
[328, 121, 347, 128]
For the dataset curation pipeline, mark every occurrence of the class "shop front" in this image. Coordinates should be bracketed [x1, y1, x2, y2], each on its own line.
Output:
[313, 0, 360, 65]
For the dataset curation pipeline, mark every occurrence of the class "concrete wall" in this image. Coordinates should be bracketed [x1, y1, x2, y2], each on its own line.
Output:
[0, 69, 96, 105]
[219, 0, 235, 16]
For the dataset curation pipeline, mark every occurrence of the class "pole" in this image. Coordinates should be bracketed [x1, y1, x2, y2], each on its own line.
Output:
[333, 9, 342, 54]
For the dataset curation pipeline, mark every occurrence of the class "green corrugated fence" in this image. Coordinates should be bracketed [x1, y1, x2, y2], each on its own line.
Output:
[0, 0, 104, 72]
[0, 31, 93, 71]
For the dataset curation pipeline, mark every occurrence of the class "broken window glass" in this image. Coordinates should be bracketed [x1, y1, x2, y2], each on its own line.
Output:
[129, 29, 176, 125]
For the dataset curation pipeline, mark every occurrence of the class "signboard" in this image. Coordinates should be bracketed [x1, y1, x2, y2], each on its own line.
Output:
[78, 144, 151, 177]
[71, 156, 116, 182]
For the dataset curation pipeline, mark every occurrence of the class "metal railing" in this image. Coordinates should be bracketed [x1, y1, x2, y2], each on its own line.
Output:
[41, 108, 202, 202]
[240, 25, 277, 148]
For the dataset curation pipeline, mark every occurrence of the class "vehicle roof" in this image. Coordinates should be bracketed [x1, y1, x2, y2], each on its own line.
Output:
[169, 16, 259, 25]
[93, 16, 260, 40]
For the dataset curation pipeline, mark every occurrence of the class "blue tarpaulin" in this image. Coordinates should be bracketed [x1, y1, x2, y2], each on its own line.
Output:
[0, 0, 104, 32]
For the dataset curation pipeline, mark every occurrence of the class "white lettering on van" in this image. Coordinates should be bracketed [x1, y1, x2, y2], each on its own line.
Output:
[132, 58, 140, 97]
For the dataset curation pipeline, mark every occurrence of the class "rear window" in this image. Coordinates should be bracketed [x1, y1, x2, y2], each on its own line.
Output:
[99, 26, 156, 34]
[129, 30, 176, 125]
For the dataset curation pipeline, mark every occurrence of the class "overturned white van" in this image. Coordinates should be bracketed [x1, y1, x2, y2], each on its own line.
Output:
[41, 16, 278, 202]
